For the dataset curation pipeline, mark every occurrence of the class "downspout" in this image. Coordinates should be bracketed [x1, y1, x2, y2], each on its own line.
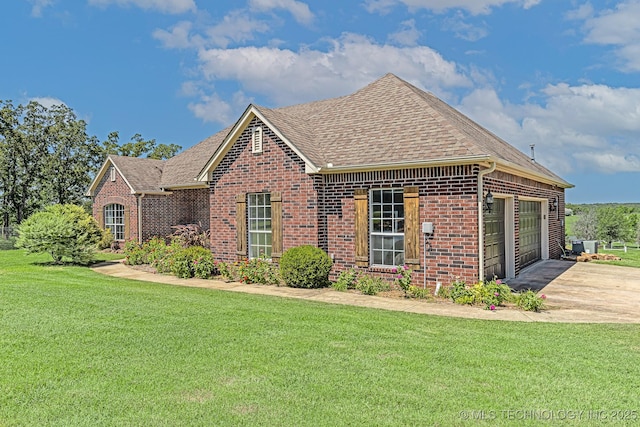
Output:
[477, 162, 496, 281]
[137, 193, 145, 244]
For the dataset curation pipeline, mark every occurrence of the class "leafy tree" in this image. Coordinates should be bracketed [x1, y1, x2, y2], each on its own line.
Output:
[572, 208, 598, 240]
[1, 99, 175, 228]
[148, 143, 182, 160]
[16, 204, 103, 264]
[43, 104, 103, 205]
[0, 101, 49, 225]
[101, 132, 181, 160]
[596, 206, 633, 248]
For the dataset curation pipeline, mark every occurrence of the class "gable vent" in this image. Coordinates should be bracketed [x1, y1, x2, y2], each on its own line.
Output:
[252, 126, 263, 154]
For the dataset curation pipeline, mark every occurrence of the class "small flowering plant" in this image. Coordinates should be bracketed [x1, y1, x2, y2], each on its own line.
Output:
[482, 278, 513, 310]
[394, 265, 413, 296]
[516, 290, 547, 312]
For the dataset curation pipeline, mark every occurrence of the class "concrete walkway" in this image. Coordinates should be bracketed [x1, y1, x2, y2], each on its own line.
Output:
[91, 260, 640, 324]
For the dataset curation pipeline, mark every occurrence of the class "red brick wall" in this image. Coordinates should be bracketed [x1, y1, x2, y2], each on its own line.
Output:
[92, 166, 210, 242]
[210, 117, 320, 261]
[141, 188, 210, 241]
[320, 166, 481, 287]
[92, 167, 139, 241]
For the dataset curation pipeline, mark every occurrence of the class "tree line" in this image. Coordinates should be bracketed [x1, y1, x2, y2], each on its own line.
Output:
[568, 204, 640, 247]
[0, 100, 181, 228]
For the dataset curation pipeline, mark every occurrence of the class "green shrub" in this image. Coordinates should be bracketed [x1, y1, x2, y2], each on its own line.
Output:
[97, 228, 114, 250]
[0, 236, 16, 250]
[446, 278, 515, 310]
[237, 257, 280, 284]
[408, 285, 431, 299]
[279, 245, 333, 288]
[16, 204, 102, 264]
[449, 279, 475, 305]
[393, 265, 412, 296]
[123, 240, 145, 265]
[333, 268, 359, 291]
[153, 240, 183, 274]
[215, 258, 280, 284]
[516, 290, 547, 312]
[144, 237, 169, 265]
[171, 246, 215, 279]
[216, 261, 234, 282]
[355, 275, 390, 295]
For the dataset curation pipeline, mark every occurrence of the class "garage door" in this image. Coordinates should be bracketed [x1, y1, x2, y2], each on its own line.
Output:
[519, 200, 541, 269]
[484, 198, 505, 280]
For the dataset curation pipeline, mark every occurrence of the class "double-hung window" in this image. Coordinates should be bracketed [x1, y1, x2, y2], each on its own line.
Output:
[370, 188, 404, 266]
[104, 203, 125, 241]
[248, 193, 272, 258]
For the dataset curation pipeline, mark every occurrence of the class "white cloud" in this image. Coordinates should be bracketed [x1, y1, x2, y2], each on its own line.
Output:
[205, 10, 271, 48]
[442, 11, 488, 41]
[194, 33, 470, 109]
[248, 0, 314, 25]
[28, 0, 54, 17]
[153, 21, 198, 49]
[388, 19, 422, 46]
[574, 0, 640, 71]
[365, 0, 541, 15]
[458, 83, 640, 174]
[88, 0, 196, 14]
[188, 90, 252, 124]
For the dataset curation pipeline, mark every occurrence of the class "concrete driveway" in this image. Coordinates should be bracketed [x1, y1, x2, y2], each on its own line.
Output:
[506, 260, 640, 323]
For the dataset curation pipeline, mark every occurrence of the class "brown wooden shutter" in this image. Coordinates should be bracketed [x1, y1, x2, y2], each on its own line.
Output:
[404, 186, 420, 269]
[236, 194, 247, 259]
[354, 189, 369, 267]
[271, 192, 283, 261]
[123, 208, 131, 241]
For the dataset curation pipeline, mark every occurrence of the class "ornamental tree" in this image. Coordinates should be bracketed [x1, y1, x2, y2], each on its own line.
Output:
[16, 204, 103, 264]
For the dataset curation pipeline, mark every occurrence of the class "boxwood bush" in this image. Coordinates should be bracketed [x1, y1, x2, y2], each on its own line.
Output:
[279, 245, 332, 288]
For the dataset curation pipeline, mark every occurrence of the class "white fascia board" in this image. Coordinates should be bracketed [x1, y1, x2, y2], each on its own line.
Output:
[196, 105, 319, 181]
[85, 157, 135, 196]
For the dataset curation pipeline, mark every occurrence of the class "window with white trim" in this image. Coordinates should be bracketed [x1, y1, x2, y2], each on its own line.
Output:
[370, 188, 404, 266]
[109, 166, 116, 181]
[248, 193, 271, 258]
[104, 204, 125, 241]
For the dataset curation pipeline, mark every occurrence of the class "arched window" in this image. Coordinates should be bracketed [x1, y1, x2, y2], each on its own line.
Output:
[104, 204, 125, 241]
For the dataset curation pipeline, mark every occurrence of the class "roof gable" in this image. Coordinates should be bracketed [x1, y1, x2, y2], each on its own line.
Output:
[86, 155, 166, 196]
[196, 105, 323, 181]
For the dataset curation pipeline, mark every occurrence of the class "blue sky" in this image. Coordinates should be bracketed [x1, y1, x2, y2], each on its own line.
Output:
[2, 0, 640, 203]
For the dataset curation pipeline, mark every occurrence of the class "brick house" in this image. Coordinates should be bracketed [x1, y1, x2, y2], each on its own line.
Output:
[88, 73, 572, 287]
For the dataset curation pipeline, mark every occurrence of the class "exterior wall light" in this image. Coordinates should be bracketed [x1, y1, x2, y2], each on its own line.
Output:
[484, 190, 494, 213]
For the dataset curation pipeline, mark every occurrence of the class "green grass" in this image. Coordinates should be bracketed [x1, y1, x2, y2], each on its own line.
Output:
[593, 246, 640, 268]
[1, 250, 640, 426]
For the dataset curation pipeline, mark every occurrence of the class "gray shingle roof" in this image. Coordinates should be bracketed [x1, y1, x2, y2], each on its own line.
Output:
[109, 155, 165, 193]
[254, 73, 569, 185]
[159, 126, 232, 188]
[97, 73, 570, 192]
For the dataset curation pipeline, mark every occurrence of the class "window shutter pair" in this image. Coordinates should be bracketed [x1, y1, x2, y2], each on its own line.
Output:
[236, 193, 282, 260]
[353, 186, 420, 268]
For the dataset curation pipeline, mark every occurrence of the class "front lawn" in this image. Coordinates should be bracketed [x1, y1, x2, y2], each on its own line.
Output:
[1, 250, 639, 426]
